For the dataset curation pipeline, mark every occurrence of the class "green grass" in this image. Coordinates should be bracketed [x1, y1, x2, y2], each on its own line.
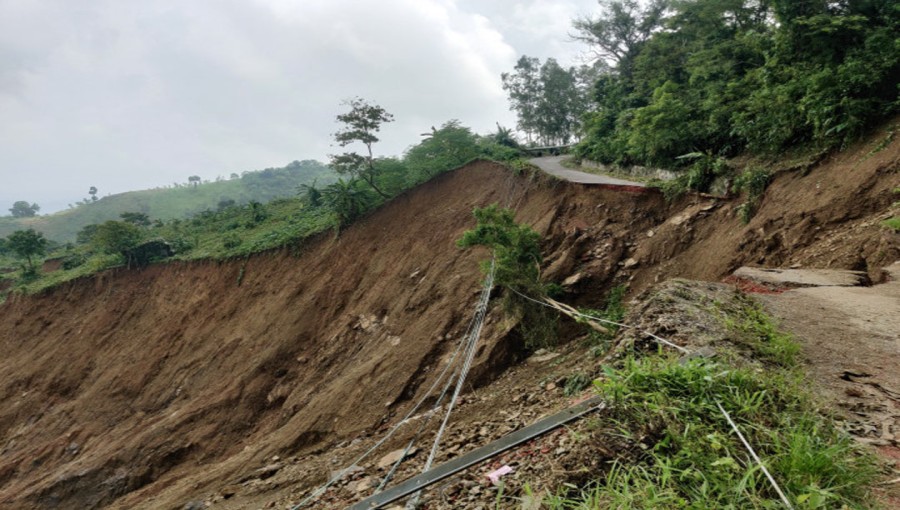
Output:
[883, 217, 900, 232]
[532, 296, 878, 510]
[540, 356, 877, 509]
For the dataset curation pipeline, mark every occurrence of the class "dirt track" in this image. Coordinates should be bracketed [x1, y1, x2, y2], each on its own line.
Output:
[0, 124, 898, 508]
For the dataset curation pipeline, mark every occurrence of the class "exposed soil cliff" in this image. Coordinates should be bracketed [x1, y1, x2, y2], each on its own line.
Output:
[0, 125, 896, 509]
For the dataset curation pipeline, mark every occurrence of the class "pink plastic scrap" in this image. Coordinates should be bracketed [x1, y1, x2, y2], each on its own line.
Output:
[486, 465, 514, 485]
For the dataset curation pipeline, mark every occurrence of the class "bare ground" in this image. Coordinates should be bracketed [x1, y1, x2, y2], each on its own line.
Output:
[0, 120, 897, 508]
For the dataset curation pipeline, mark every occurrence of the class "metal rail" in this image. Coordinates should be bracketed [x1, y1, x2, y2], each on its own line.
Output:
[348, 395, 606, 510]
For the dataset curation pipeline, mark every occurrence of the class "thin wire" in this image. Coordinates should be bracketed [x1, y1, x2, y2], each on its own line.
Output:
[716, 402, 795, 510]
[290, 293, 481, 509]
[510, 287, 793, 508]
[405, 260, 495, 509]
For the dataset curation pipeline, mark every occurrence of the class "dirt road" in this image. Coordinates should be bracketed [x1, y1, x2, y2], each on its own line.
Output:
[530, 155, 645, 187]
[757, 264, 900, 504]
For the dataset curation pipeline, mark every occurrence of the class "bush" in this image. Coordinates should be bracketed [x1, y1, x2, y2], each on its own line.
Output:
[733, 167, 771, 223]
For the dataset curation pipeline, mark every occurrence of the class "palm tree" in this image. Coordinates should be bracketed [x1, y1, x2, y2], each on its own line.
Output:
[321, 179, 372, 228]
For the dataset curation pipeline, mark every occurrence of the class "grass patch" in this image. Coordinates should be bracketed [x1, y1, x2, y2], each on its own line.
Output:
[541, 356, 877, 509]
[883, 217, 900, 232]
[720, 294, 801, 367]
[534, 292, 878, 510]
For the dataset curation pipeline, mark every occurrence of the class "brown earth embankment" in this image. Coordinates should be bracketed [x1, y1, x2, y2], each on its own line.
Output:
[0, 127, 896, 509]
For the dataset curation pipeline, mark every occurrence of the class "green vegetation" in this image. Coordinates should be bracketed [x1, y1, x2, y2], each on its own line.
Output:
[0, 160, 335, 242]
[540, 302, 876, 509]
[457, 204, 558, 348]
[733, 167, 772, 223]
[501, 57, 595, 146]
[884, 187, 900, 232]
[502, 0, 898, 188]
[330, 97, 395, 198]
[568, 0, 898, 168]
[8, 201, 40, 218]
[1, 109, 528, 299]
[5, 229, 48, 275]
[884, 217, 900, 232]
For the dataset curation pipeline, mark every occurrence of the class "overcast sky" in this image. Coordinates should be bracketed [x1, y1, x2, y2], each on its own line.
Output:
[0, 0, 599, 214]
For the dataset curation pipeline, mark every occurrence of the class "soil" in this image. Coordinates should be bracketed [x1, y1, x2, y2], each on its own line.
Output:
[0, 120, 897, 509]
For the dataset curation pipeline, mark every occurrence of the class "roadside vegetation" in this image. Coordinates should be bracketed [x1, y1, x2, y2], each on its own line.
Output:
[537, 291, 879, 509]
[502, 0, 898, 213]
[0, 105, 526, 300]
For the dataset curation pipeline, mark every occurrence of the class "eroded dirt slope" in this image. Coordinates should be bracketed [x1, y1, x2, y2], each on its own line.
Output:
[0, 125, 897, 509]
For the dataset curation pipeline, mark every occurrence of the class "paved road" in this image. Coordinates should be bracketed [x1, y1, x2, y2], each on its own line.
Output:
[530, 156, 645, 187]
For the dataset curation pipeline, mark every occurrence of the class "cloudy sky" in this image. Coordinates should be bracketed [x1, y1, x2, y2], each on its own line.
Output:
[1, 0, 599, 213]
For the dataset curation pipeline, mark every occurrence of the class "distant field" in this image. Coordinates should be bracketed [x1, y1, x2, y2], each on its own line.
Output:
[0, 160, 335, 242]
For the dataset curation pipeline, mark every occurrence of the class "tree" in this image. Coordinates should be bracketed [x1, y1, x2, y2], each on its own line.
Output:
[120, 212, 151, 227]
[456, 204, 556, 347]
[502, 57, 592, 145]
[6, 229, 48, 273]
[9, 201, 40, 218]
[88, 186, 98, 202]
[188, 175, 201, 187]
[572, 0, 670, 75]
[330, 97, 395, 198]
[299, 181, 322, 207]
[321, 179, 374, 228]
[404, 120, 482, 182]
[91, 221, 143, 255]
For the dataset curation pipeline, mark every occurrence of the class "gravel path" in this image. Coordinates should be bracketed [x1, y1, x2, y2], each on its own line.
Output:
[530, 155, 645, 187]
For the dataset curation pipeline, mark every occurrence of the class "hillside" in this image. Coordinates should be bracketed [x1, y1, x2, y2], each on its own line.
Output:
[0, 126, 897, 509]
[0, 160, 334, 242]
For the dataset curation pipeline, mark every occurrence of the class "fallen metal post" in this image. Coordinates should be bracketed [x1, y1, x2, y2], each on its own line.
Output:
[349, 395, 606, 510]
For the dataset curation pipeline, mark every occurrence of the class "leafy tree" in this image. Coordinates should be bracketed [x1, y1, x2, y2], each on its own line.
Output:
[91, 221, 143, 255]
[88, 186, 98, 202]
[6, 229, 48, 272]
[188, 175, 201, 187]
[405, 121, 483, 183]
[501, 56, 542, 143]
[9, 201, 40, 218]
[330, 97, 395, 198]
[502, 57, 594, 145]
[76, 224, 100, 245]
[491, 124, 519, 148]
[572, 0, 898, 167]
[572, 0, 670, 75]
[120, 212, 151, 227]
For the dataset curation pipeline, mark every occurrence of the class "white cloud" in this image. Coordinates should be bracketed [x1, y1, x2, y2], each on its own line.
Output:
[0, 0, 594, 213]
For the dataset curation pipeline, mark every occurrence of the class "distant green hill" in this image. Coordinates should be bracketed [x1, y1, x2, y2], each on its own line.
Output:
[0, 160, 335, 242]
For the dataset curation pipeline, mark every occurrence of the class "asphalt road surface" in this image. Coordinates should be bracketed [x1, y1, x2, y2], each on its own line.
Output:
[530, 156, 645, 187]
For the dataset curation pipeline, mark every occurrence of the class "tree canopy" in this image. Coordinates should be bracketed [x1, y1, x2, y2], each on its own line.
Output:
[500, 0, 898, 168]
[330, 97, 395, 198]
[578, 0, 899, 166]
[91, 221, 143, 255]
[501, 57, 595, 146]
[8, 201, 40, 218]
[6, 229, 48, 272]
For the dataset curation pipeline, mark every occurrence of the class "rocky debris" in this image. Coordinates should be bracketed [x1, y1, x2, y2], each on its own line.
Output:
[377, 447, 419, 469]
[732, 266, 869, 288]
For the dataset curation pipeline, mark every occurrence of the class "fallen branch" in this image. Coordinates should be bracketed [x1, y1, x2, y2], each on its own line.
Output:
[543, 296, 610, 334]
